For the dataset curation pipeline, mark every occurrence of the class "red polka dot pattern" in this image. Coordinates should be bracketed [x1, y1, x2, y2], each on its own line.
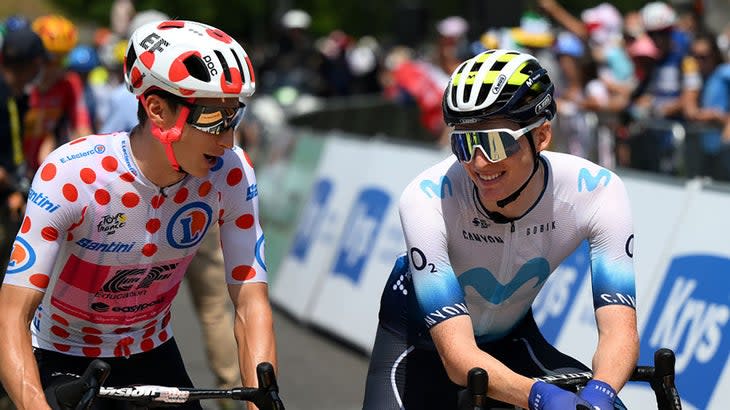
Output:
[30, 274, 50, 289]
[51, 314, 69, 326]
[51, 326, 70, 338]
[162, 312, 171, 327]
[151, 195, 165, 209]
[83, 347, 101, 357]
[206, 28, 233, 44]
[69, 138, 87, 145]
[142, 243, 157, 257]
[41, 227, 59, 241]
[174, 188, 189, 203]
[84, 335, 103, 345]
[102, 156, 118, 172]
[143, 327, 156, 338]
[131, 67, 143, 88]
[232, 265, 256, 281]
[122, 192, 140, 208]
[66, 233, 73, 241]
[140, 50, 155, 68]
[62, 184, 78, 202]
[120, 172, 135, 182]
[243, 151, 254, 167]
[235, 214, 254, 229]
[82, 327, 102, 334]
[21, 217, 31, 233]
[95, 189, 111, 205]
[227, 168, 243, 186]
[41, 164, 57, 181]
[141, 339, 155, 352]
[146, 219, 161, 233]
[54, 343, 71, 352]
[179, 87, 195, 96]
[199, 181, 212, 197]
[80, 168, 96, 184]
[169, 51, 199, 82]
[114, 327, 132, 334]
[159, 330, 169, 342]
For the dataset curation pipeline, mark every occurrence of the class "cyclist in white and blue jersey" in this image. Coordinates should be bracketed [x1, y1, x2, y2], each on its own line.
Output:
[363, 49, 639, 410]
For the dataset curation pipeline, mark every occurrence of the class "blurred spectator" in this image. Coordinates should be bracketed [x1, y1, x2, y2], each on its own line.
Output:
[259, 9, 329, 99]
[551, 31, 595, 159]
[96, 38, 137, 134]
[628, 1, 689, 173]
[317, 29, 354, 96]
[345, 36, 382, 95]
[380, 46, 449, 143]
[681, 30, 730, 180]
[24, 15, 92, 173]
[0, 25, 44, 283]
[66, 44, 101, 133]
[434, 16, 470, 76]
[110, 0, 136, 37]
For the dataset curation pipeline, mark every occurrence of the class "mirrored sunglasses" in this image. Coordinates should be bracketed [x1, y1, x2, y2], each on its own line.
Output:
[450, 119, 545, 163]
[179, 101, 246, 135]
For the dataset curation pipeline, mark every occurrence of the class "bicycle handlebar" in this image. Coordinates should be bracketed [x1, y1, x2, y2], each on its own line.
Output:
[53, 360, 284, 409]
[463, 348, 681, 410]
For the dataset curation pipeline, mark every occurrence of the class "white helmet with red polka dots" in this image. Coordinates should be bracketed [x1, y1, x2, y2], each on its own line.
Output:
[124, 19, 255, 99]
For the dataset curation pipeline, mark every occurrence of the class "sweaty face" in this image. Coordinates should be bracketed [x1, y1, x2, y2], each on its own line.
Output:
[454, 118, 541, 204]
[173, 97, 239, 177]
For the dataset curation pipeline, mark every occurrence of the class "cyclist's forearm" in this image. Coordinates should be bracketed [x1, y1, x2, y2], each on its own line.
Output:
[592, 322, 640, 390]
[234, 301, 277, 387]
[0, 321, 51, 410]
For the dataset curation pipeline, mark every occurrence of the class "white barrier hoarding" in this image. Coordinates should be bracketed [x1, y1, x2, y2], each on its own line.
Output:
[640, 186, 730, 410]
[271, 136, 368, 319]
[306, 139, 448, 352]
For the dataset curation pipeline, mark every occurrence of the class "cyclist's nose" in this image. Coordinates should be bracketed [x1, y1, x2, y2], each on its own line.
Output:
[470, 147, 492, 167]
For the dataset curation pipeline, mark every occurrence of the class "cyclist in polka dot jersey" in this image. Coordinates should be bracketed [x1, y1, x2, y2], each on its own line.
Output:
[0, 20, 277, 410]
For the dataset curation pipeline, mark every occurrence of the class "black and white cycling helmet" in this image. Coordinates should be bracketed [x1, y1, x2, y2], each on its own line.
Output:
[442, 49, 556, 126]
[124, 19, 255, 99]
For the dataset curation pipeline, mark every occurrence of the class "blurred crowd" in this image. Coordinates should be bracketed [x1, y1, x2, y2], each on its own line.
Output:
[1, 1, 730, 404]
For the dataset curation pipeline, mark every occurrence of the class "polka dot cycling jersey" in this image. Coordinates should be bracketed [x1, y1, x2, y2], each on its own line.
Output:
[379, 151, 636, 346]
[3, 133, 266, 358]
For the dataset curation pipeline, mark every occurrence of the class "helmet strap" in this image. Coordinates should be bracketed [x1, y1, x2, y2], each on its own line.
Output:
[496, 133, 540, 208]
[146, 99, 191, 173]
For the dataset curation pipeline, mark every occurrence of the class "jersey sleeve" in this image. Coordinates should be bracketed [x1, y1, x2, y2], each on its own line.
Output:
[584, 170, 637, 310]
[2, 156, 84, 292]
[217, 147, 267, 285]
[399, 179, 467, 330]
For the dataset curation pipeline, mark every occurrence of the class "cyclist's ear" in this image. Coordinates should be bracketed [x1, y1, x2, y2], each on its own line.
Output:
[534, 121, 552, 152]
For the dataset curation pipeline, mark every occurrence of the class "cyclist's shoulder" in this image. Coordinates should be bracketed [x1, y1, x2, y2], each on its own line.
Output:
[42, 134, 124, 173]
[544, 151, 624, 184]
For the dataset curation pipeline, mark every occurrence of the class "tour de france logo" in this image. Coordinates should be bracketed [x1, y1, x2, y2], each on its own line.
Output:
[166, 202, 213, 249]
[7, 237, 37, 274]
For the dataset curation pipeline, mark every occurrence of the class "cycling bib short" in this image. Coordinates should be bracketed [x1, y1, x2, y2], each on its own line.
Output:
[3, 132, 266, 358]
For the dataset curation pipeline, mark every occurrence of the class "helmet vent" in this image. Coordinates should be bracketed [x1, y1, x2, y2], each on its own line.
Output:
[230, 49, 245, 80]
[183, 54, 211, 82]
[214, 50, 232, 83]
[125, 45, 137, 78]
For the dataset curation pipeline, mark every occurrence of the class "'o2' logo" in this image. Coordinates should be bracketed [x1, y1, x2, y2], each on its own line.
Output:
[7, 237, 37, 274]
[166, 202, 213, 249]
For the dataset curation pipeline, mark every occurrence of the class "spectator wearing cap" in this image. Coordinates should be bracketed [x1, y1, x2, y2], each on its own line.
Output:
[627, 1, 690, 173]
[0, 25, 44, 282]
[681, 30, 730, 180]
[434, 16, 470, 76]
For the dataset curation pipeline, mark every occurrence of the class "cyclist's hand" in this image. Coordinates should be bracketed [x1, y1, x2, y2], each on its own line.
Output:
[528, 381, 593, 410]
[578, 379, 616, 410]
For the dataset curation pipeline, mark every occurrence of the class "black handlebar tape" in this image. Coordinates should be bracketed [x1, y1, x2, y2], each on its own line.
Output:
[467, 367, 488, 408]
[55, 359, 111, 409]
